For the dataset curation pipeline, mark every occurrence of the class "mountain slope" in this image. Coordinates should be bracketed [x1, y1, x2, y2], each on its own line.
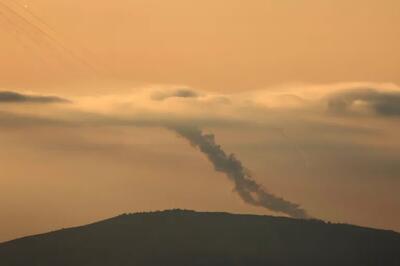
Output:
[0, 210, 399, 266]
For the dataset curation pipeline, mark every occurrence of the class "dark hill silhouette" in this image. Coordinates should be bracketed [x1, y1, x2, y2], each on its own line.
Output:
[0, 210, 399, 266]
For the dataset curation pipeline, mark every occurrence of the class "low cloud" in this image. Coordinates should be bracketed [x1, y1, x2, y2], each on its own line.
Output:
[0, 91, 70, 104]
[2, 83, 399, 133]
[151, 88, 200, 101]
[327, 88, 400, 117]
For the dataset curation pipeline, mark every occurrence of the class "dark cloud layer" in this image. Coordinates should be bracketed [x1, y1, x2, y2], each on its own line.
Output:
[0, 91, 70, 104]
[0, 111, 71, 128]
[151, 88, 200, 101]
[328, 88, 400, 116]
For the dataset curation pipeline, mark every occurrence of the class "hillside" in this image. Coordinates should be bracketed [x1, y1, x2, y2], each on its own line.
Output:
[0, 210, 399, 266]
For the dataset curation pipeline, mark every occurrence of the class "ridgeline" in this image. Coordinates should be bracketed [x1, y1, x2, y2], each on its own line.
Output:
[0, 210, 399, 266]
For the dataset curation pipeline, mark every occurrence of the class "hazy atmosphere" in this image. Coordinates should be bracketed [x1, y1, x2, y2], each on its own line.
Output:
[1, 0, 400, 243]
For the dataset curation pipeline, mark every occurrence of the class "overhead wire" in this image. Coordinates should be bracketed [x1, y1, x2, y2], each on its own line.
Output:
[0, 0, 100, 76]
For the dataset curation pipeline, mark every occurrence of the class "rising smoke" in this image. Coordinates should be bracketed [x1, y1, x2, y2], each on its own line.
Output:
[173, 126, 310, 219]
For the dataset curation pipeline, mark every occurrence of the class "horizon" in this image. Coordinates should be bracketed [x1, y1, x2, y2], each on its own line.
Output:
[2, 209, 399, 245]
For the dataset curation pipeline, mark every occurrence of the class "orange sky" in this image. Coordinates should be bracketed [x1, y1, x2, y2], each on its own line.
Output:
[0, 0, 400, 242]
[0, 0, 399, 93]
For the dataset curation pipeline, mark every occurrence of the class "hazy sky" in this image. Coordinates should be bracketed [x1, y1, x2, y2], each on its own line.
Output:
[0, 0, 400, 242]
[1, 0, 400, 93]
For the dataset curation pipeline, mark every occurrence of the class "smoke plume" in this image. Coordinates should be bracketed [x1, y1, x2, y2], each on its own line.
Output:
[174, 126, 310, 219]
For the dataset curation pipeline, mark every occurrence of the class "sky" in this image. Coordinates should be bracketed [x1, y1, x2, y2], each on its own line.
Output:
[0, 0, 400, 242]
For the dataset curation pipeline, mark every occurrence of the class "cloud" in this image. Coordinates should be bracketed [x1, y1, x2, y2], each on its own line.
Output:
[2, 84, 396, 140]
[327, 88, 400, 117]
[151, 88, 200, 101]
[0, 111, 73, 129]
[0, 91, 70, 104]
[2, 83, 399, 130]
